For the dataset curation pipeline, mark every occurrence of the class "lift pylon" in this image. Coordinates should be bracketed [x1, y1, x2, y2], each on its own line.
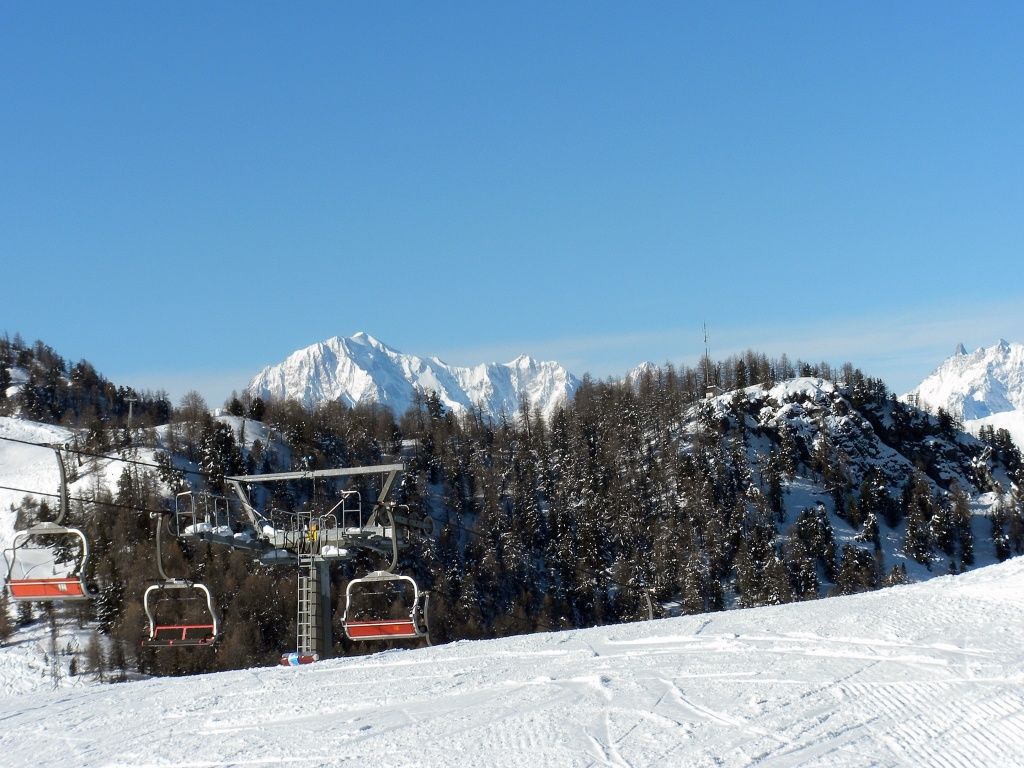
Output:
[174, 461, 431, 664]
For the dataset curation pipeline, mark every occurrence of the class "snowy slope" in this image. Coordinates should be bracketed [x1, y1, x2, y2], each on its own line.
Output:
[0, 418, 75, 576]
[248, 332, 580, 420]
[0, 415, 256, 578]
[2, 558, 1023, 767]
[905, 340, 1024, 447]
[0, 619, 109, 699]
[969, 409, 1024, 454]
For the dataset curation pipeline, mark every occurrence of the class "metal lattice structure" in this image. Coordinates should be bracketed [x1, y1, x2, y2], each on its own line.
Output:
[175, 462, 432, 663]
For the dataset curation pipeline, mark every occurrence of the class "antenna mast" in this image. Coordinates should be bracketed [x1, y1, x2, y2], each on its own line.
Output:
[702, 322, 718, 398]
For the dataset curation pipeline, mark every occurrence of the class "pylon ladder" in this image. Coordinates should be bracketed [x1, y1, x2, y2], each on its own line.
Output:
[295, 510, 321, 657]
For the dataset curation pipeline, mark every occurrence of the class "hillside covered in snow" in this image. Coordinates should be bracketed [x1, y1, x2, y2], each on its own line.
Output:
[3, 557, 1024, 767]
[3, 334, 1024, 693]
[247, 332, 580, 420]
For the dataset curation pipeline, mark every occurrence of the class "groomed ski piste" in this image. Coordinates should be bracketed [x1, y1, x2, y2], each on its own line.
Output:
[1, 558, 1022, 768]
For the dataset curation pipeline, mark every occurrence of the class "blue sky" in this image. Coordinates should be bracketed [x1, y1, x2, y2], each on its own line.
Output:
[2, 3, 1022, 404]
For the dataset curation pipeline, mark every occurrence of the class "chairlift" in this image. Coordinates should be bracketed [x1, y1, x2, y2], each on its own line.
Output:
[342, 570, 430, 642]
[142, 580, 219, 647]
[142, 514, 220, 648]
[3, 524, 98, 601]
[2, 448, 98, 602]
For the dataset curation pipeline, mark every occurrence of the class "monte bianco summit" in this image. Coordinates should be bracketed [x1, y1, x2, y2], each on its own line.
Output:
[247, 332, 580, 421]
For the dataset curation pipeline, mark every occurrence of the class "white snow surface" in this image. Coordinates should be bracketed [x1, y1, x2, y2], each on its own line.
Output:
[247, 332, 580, 420]
[0, 418, 75, 580]
[905, 339, 1024, 423]
[0, 619, 109, 699]
[2, 558, 1024, 766]
[967, 410, 1024, 455]
[0, 416, 201, 582]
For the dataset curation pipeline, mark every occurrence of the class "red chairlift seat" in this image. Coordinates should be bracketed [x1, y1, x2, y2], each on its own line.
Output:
[342, 570, 429, 643]
[147, 623, 218, 647]
[345, 617, 423, 640]
[8, 576, 92, 600]
[3, 524, 97, 603]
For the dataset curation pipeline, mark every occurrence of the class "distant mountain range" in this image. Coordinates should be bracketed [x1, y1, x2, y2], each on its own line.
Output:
[247, 332, 580, 420]
[904, 339, 1024, 448]
[246, 333, 1024, 445]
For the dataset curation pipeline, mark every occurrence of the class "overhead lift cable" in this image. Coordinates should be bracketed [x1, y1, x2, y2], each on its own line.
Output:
[0, 481, 173, 518]
[1, 438, 654, 618]
[0, 434, 214, 481]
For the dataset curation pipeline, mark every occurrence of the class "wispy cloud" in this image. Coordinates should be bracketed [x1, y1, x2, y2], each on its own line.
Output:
[111, 298, 1022, 408]
[435, 298, 1024, 394]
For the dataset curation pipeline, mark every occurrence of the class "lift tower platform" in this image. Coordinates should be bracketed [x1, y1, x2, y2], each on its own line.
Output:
[178, 462, 431, 662]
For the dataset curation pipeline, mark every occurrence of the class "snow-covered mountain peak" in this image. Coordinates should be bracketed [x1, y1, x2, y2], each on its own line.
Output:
[248, 334, 580, 420]
[905, 339, 1024, 449]
[905, 339, 1024, 420]
[625, 361, 658, 386]
[348, 331, 390, 350]
[955, 342, 967, 356]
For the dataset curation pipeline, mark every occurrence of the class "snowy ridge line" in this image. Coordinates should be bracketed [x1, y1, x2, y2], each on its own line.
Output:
[248, 332, 581, 420]
[905, 339, 1024, 419]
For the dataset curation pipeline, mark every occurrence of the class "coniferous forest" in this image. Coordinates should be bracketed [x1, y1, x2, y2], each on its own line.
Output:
[1, 333, 1023, 678]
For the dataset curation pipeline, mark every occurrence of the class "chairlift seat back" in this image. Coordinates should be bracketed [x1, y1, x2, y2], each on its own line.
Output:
[8, 576, 94, 601]
[3, 525, 95, 602]
[342, 570, 427, 642]
[143, 581, 220, 648]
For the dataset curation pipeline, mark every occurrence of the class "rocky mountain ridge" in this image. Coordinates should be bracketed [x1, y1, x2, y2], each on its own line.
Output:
[904, 339, 1024, 448]
[247, 332, 580, 420]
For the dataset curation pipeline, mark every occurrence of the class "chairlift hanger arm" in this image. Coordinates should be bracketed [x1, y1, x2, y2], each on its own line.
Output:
[225, 480, 264, 530]
[52, 446, 69, 526]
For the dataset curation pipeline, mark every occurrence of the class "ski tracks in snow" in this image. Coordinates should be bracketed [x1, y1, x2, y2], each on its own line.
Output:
[2, 561, 1024, 766]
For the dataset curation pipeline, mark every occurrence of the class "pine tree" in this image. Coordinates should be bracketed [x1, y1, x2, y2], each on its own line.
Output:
[835, 545, 880, 595]
[857, 467, 897, 529]
[885, 563, 907, 587]
[903, 472, 934, 566]
[0, 362, 10, 413]
[950, 483, 974, 568]
[763, 553, 794, 605]
[792, 505, 837, 582]
[856, 511, 881, 552]
[930, 497, 955, 556]
[226, 393, 244, 417]
[248, 396, 266, 422]
[1009, 483, 1024, 555]
[85, 629, 107, 681]
[781, 537, 819, 600]
[991, 498, 1011, 562]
